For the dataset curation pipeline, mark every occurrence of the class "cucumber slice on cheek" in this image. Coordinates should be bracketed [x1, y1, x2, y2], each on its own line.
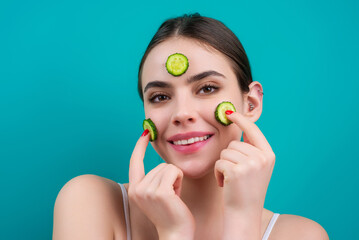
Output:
[215, 101, 236, 126]
[166, 53, 189, 76]
[143, 118, 158, 141]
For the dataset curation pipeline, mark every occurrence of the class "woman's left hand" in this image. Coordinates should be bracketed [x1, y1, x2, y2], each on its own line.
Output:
[214, 111, 276, 239]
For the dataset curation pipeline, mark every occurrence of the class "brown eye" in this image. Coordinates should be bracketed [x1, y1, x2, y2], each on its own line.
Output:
[198, 85, 219, 94]
[150, 94, 170, 103]
[157, 95, 169, 101]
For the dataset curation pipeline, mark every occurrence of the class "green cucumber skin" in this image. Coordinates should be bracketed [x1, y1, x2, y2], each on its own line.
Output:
[143, 118, 158, 141]
[215, 101, 236, 126]
[166, 53, 189, 76]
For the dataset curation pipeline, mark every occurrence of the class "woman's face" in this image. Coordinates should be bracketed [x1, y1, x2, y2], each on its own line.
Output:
[141, 37, 249, 179]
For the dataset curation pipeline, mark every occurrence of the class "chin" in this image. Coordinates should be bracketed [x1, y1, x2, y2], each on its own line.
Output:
[154, 141, 222, 179]
[170, 157, 215, 179]
[182, 168, 212, 179]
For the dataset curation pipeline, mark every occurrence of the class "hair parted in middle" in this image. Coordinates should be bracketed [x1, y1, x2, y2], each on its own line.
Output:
[137, 13, 253, 101]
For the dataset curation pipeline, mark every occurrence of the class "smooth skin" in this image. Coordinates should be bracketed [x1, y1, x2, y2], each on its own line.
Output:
[53, 37, 329, 240]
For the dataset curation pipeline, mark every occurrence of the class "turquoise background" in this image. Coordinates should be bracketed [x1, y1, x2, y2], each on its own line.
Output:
[1, 0, 358, 239]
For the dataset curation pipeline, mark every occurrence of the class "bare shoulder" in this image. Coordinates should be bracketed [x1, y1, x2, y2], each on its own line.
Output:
[56, 174, 122, 197]
[55, 174, 124, 208]
[53, 174, 127, 240]
[270, 214, 329, 240]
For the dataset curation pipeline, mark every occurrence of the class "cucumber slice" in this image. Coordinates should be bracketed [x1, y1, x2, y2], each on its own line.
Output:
[215, 101, 236, 126]
[166, 53, 189, 76]
[143, 118, 158, 141]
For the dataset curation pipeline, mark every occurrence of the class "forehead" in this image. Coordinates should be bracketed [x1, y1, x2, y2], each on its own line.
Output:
[141, 37, 235, 85]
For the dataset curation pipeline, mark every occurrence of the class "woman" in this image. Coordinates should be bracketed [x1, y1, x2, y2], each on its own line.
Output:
[53, 13, 329, 240]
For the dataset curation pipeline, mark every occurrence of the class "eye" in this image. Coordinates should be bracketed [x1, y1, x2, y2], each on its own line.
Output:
[149, 93, 170, 103]
[198, 84, 219, 95]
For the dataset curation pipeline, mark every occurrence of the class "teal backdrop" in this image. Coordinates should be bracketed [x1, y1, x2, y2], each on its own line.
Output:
[1, 0, 358, 239]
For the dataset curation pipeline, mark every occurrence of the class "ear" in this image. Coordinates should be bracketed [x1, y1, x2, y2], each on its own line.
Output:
[242, 81, 264, 122]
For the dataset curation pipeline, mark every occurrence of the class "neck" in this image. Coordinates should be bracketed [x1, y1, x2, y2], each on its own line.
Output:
[180, 171, 224, 219]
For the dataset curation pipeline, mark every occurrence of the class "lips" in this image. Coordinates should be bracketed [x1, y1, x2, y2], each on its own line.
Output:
[167, 131, 214, 143]
[167, 131, 214, 154]
[172, 134, 211, 145]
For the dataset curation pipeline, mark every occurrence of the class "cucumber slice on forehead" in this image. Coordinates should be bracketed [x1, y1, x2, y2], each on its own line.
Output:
[143, 118, 158, 141]
[215, 101, 236, 126]
[166, 53, 189, 76]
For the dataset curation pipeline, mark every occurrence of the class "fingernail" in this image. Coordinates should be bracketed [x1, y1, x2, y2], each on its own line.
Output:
[225, 110, 234, 115]
[142, 129, 149, 136]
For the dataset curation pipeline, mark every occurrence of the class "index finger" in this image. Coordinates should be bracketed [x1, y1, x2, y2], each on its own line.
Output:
[226, 111, 273, 152]
[128, 130, 150, 184]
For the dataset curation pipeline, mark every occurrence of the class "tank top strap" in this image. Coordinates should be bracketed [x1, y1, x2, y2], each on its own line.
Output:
[118, 183, 132, 240]
[262, 213, 280, 240]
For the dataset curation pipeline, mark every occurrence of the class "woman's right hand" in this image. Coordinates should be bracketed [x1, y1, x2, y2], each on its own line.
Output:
[128, 129, 195, 240]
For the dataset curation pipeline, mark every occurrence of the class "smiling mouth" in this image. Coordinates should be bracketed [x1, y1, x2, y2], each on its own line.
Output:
[169, 134, 214, 146]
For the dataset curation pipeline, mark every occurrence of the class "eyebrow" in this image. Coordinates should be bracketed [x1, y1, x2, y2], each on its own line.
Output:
[187, 70, 225, 84]
[143, 70, 225, 93]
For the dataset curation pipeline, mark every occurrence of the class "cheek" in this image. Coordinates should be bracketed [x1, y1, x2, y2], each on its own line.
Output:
[199, 102, 216, 122]
[202, 98, 241, 126]
[145, 110, 169, 159]
[205, 99, 243, 142]
[145, 109, 171, 141]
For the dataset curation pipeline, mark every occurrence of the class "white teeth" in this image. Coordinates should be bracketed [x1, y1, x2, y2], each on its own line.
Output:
[172, 135, 211, 145]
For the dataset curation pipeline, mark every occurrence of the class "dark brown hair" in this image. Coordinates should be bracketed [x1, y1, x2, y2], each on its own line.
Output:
[138, 13, 253, 100]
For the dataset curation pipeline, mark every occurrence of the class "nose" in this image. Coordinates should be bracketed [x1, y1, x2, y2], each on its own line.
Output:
[171, 98, 197, 126]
